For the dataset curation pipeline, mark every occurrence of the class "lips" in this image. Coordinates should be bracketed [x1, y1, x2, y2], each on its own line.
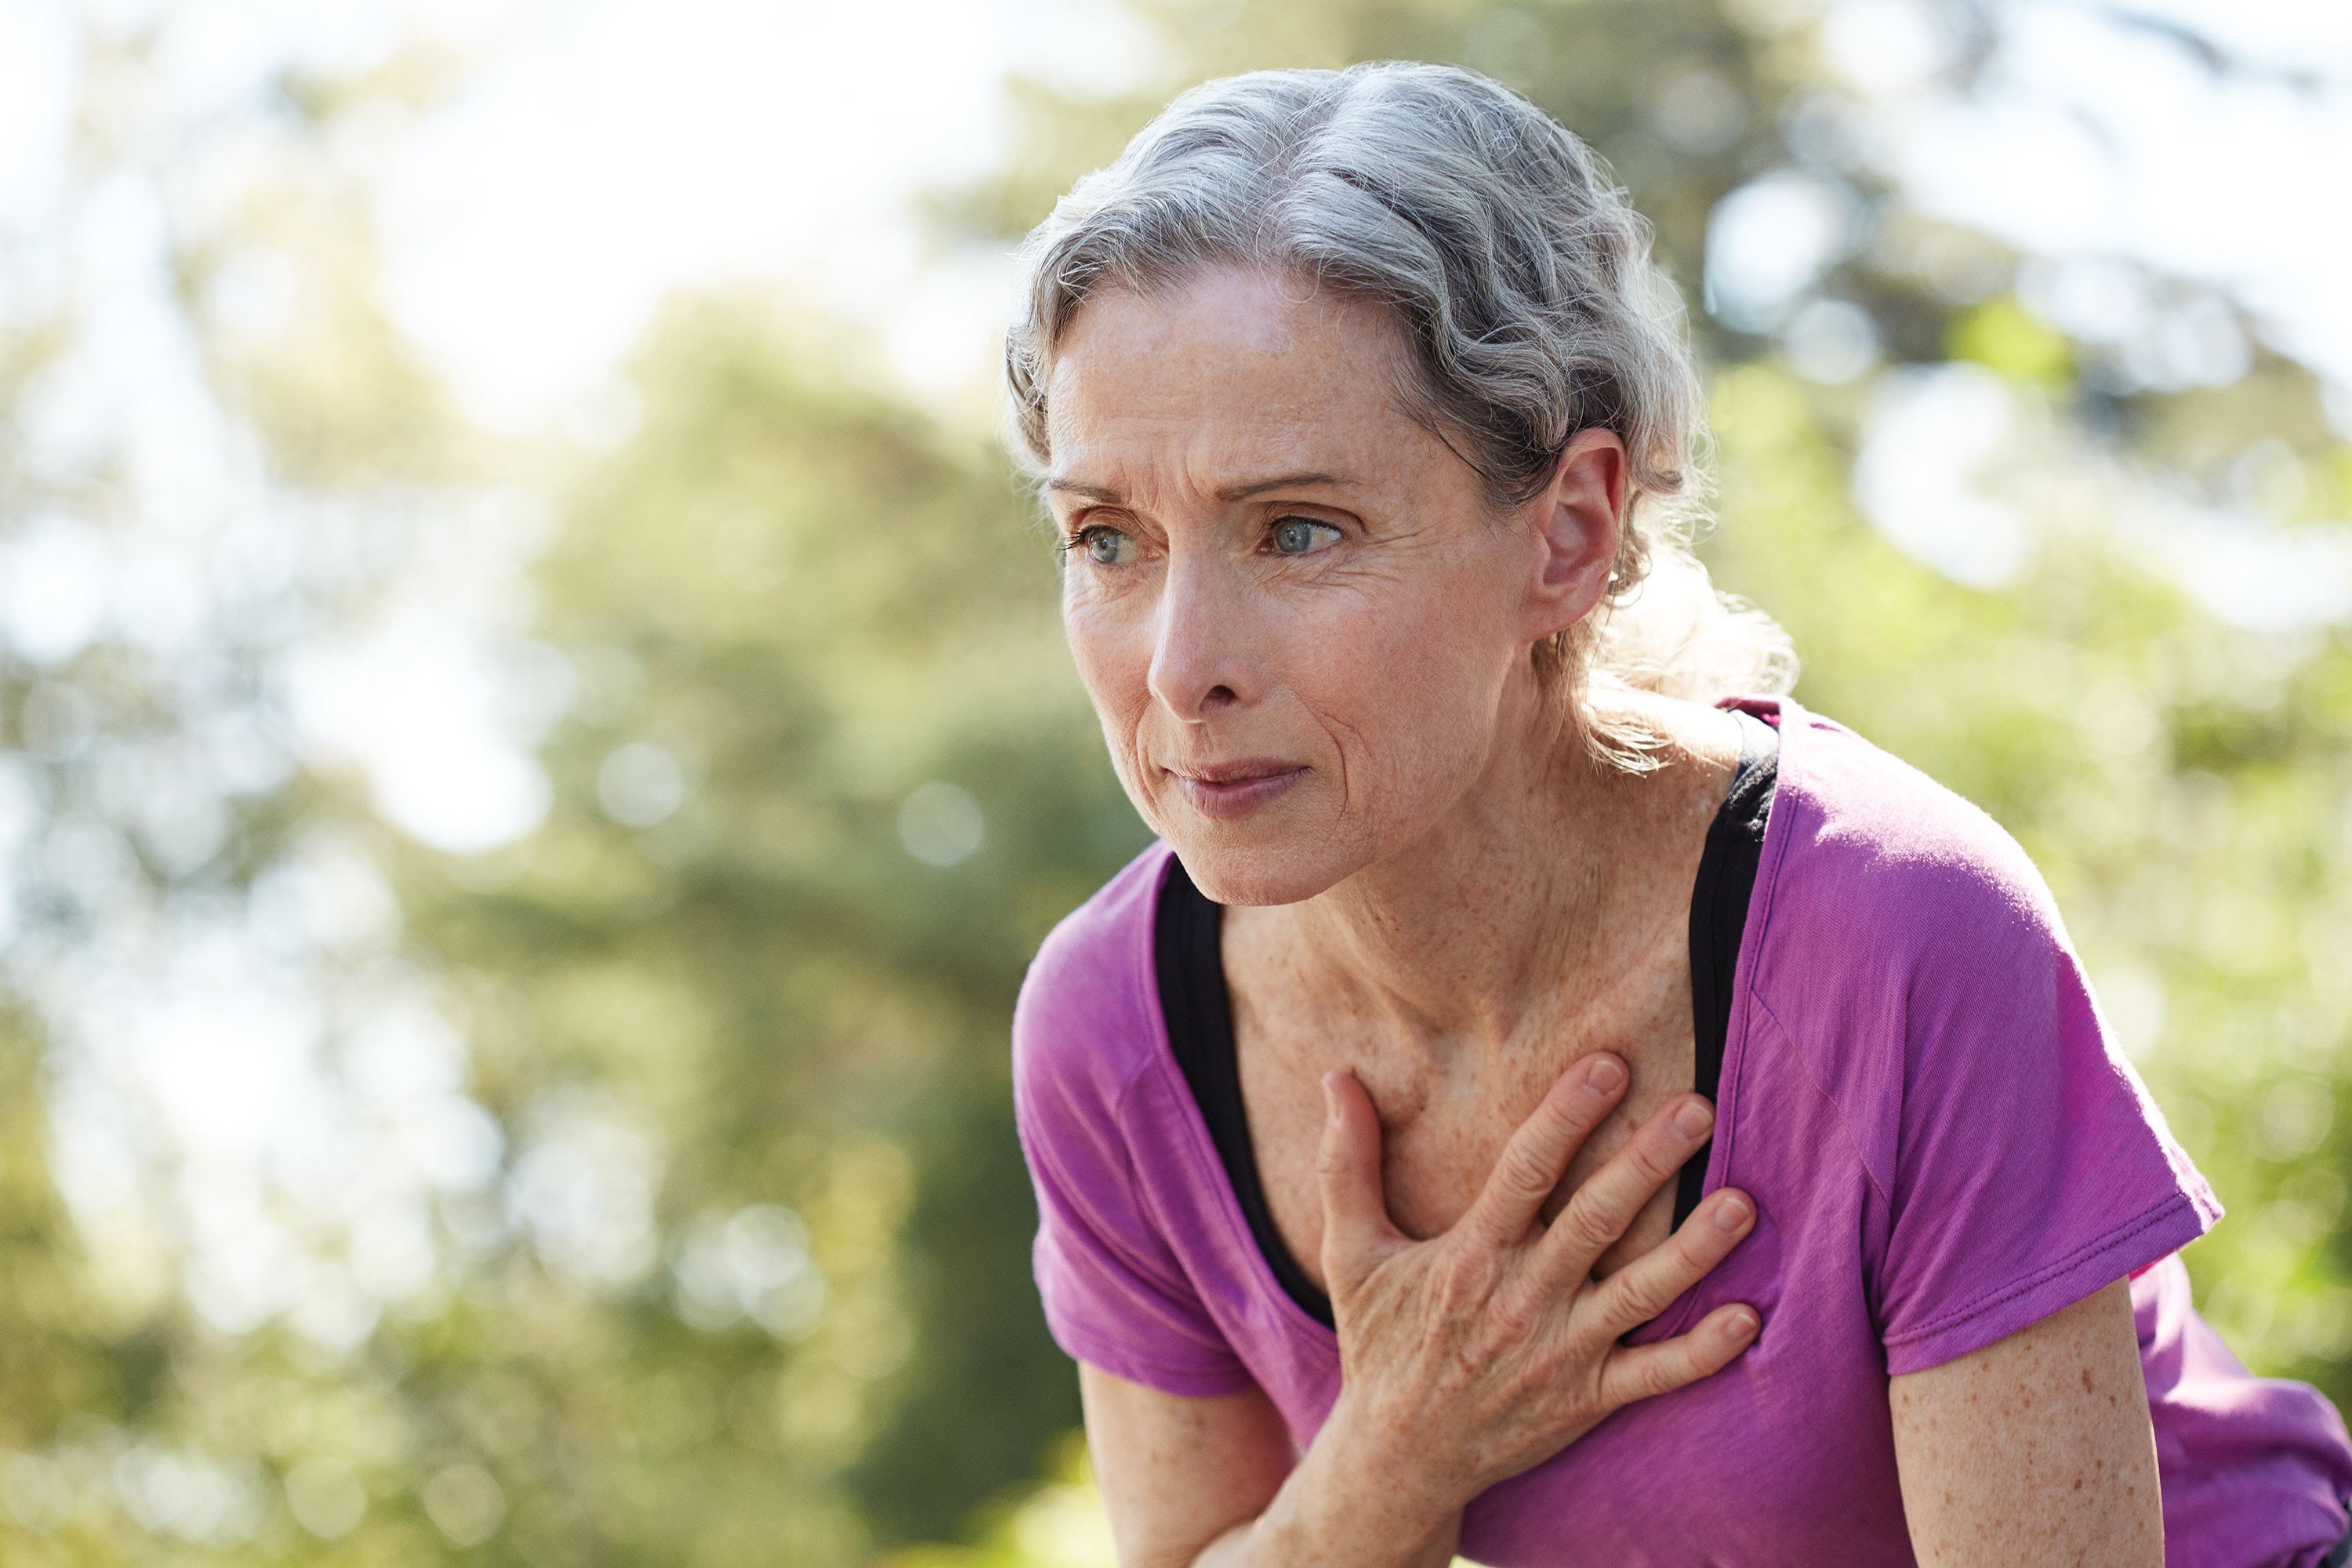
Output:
[1173, 757, 1297, 785]
[1163, 758, 1306, 820]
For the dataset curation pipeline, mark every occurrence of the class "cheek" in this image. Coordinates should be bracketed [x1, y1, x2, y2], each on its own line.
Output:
[1281, 562, 1522, 794]
[1289, 564, 1515, 717]
[1061, 590, 1154, 746]
[1063, 575, 1132, 662]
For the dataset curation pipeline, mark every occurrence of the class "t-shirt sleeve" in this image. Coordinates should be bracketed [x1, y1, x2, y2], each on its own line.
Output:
[1872, 833, 2224, 1376]
[1011, 927, 1256, 1398]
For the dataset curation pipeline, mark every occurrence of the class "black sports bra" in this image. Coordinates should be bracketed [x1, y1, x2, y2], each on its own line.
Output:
[1153, 709, 1780, 1330]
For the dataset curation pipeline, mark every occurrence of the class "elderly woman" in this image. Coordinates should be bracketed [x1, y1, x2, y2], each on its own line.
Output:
[1004, 61, 2352, 1567]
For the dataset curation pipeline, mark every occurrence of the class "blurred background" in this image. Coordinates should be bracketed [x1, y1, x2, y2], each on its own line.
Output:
[1, 0, 2348, 1561]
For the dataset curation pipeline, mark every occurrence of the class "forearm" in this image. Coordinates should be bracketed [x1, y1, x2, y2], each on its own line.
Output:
[1190, 1411, 1463, 1568]
[1084, 1369, 1462, 1568]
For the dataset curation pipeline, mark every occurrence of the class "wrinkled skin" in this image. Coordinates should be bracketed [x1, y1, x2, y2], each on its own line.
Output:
[1043, 266, 2161, 1568]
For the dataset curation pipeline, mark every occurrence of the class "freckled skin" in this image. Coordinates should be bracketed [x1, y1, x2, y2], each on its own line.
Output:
[1891, 1281, 2163, 1566]
[1050, 268, 1722, 1281]
[1049, 267, 2165, 1567]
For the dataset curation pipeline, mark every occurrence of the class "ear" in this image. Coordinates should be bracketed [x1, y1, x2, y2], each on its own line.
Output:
[1519, 428, 1628, 645]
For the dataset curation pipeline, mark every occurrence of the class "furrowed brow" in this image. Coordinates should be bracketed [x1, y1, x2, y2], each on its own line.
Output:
[1214, 471, 1342, 502]
[1044, 478, 1123, 503]
[1044, 471, 1347, 504]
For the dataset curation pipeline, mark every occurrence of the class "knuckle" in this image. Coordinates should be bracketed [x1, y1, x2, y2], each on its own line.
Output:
[1487, 1287, 1538, 1342]
[1497, 1142, 1553, 1200]
[1510, 1098, 1576, 1170]
[1542, 1088, 1593, 1138]
[1609, 1272, 1668, 1326]
[1559, 1194, 1623, 1254]
[1629, 1131, 1682, 1184]
[1433, 1247, 1490, 1308]
[1548, 1102, 1605, 1160]
[1668, 1225, 1719, 1277]
[1639, 1354, 1686, 1400]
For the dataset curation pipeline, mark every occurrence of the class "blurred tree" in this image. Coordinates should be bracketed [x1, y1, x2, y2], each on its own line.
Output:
[2, 2, 2347, 1566]
[387, 297, 1154, 1559]
[0, 15, 506, 1566]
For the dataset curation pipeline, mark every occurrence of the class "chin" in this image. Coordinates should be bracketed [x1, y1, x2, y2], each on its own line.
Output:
[1160, 822, 1368, 908]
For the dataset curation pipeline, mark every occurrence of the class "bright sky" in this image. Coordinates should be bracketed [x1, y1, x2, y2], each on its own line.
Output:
[1885, 0, 2352, 395]
[370, 0, 1141, 429]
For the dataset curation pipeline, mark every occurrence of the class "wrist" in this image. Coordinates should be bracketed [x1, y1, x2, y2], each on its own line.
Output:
[1262, 1394, 1464, 1566]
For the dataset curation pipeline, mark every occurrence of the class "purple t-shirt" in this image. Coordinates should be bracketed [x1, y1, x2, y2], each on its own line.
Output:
[1012, 695, 2352, 1566]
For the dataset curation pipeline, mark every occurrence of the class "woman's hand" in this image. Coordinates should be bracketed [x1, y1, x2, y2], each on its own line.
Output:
[1078, 1051, 1763, 1568]
[1312, 1051, 1762, 1530]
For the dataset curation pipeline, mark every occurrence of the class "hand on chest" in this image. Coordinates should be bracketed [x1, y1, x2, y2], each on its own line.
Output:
[1230, 960, 1699, 1298]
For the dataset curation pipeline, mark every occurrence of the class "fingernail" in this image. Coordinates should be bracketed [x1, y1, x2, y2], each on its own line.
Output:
[1722, 1308, 1759, 1341]
[1712, 1194, 1751, 1233]
[1584, 1056, 1624, 1097]
[1322, 1073, 1340, 1126]
[1674, 1100, 1713, 1140]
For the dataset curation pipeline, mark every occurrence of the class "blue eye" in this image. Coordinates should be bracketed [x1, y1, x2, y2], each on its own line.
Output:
[1271, 517, 1341, 555]
[1078, 526, 1138, 565]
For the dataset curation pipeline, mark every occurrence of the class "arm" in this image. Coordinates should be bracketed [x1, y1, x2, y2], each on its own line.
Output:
[1080, 1054, 1762, 1567]
[1890, 1278, 2163, 1566]
[1081, 1366, 1461, 1568]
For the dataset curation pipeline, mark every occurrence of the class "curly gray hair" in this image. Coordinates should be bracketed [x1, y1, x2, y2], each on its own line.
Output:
[1004, 60, 1795, 768]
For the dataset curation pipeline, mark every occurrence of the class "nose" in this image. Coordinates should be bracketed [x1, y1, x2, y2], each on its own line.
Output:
[1145, 551, 1263, 723]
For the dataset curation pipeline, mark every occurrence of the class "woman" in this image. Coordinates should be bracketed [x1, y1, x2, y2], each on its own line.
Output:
[1003, 61, 2352, 1566]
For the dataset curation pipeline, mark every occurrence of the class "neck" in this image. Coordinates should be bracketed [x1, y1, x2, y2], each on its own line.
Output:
[1267, 680, 1690, 1071]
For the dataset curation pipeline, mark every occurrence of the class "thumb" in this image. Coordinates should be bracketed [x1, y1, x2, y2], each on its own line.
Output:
[1316, 1069, 1403, 1293]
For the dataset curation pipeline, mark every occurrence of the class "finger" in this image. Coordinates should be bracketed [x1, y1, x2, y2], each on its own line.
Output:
[1597, 1302, 1760, 1410]
[1534, 1092, 1715, 1284]
[1316, 1069, 1404, 1292]
[1582, 1188, 1756, 1338]
[1458, 1053, 1627, 1252]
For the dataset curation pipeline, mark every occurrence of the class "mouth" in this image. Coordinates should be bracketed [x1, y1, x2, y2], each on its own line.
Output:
[1163, 758, 1307, 820]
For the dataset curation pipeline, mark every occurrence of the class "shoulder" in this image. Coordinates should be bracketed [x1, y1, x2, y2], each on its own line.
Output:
[1751, 710, 2224, 1367]
[1744, 701, 2094, 1194]
[1011, 840, 1178, 1138]
[1757, 700, 2067, 1011]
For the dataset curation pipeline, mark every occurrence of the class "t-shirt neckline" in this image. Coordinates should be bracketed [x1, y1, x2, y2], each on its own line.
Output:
[1145, 695, 1791, 1341]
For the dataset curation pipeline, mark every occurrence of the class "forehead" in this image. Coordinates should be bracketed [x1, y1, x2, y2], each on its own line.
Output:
[1044, 267, 1428, 492]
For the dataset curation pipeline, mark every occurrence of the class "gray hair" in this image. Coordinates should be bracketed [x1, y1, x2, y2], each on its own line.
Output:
[1004, 60, 1795, 768]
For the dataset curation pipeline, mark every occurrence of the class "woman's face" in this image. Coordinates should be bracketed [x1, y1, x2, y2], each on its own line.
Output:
[1044, 266, 1618, 906]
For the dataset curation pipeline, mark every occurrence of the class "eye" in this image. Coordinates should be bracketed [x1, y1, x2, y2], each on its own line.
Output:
[1270, 516, 1342, 556]
[1075, 524, 1139, 566]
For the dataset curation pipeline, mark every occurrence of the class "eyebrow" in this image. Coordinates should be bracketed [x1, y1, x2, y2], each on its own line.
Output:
[1044, 471, 1346, 504]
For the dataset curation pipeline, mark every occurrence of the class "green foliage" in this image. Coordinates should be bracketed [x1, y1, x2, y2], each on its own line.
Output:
[2, 2, 2347, 1564]
[393, 299, 1155, 1555]
[1947, 296, 2075, 389]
